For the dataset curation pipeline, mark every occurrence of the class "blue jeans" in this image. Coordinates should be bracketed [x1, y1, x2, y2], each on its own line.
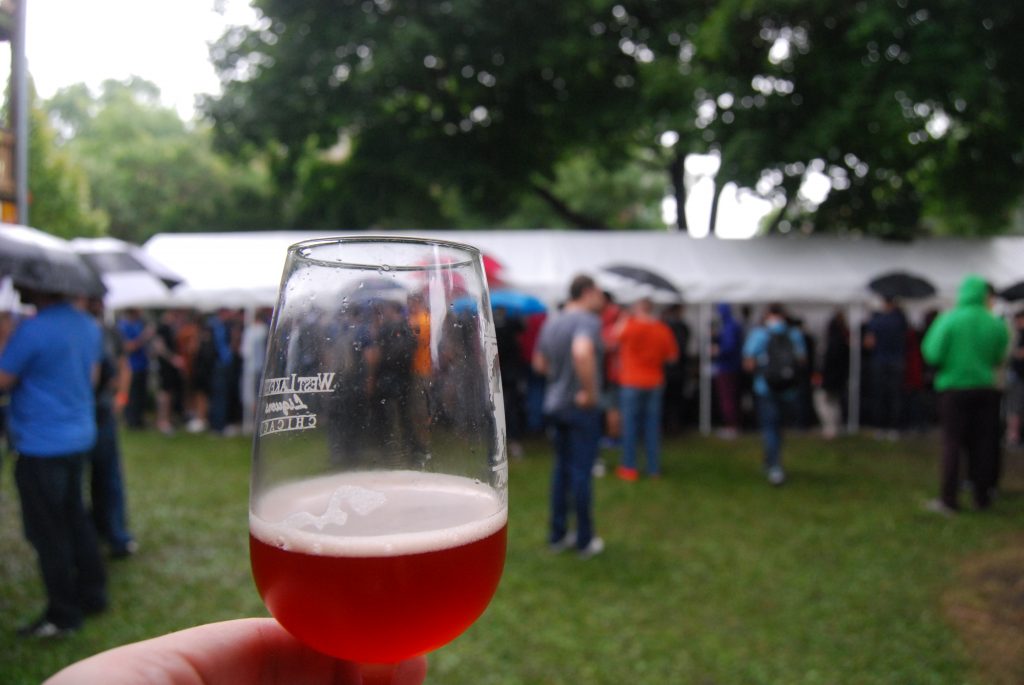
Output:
[756, 393, 786, 470]
[548, 407, 602, 550]
[620, 385, 665, 474]
[90, 405, 134, 552]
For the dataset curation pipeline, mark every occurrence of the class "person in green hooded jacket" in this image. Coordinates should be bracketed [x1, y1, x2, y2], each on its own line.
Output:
[921, 275, 1009, 513]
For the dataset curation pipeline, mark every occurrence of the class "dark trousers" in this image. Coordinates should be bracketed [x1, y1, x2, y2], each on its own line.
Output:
[90, 405, 134, 552]
[125, 368, 149, 428]
[871, 359, 905, 430]
[548, 407, 602, 550]
[714, 371, 741, 429]
[15, 453, 107, 628]
[938, 389, 1001, 510]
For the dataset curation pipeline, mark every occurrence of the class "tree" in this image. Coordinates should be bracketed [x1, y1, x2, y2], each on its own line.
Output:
[691, 0, 1024, 238]
[28, 94, 108, 238]
[45, 78, 281, 243]
[205, 0, 650, 229]
[206, 1, 1024, 237]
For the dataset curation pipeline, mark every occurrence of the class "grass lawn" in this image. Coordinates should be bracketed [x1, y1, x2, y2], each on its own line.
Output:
[1, 429, 1023, 684]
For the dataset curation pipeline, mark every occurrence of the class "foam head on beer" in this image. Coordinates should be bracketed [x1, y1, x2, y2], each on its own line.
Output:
[250, 470, 507, 663]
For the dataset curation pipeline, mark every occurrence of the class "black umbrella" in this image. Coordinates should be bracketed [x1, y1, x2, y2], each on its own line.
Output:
[73, 237, 182, 289]
[0, 224, 106, 297]
[601, 264, 682, 296]
[867, 271, 936, 300]
[998, 281, 1024, 302]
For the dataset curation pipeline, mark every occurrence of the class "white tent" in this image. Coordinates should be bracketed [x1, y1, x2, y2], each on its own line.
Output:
[141, 230, 1024, 435]
[141, 230, 1024, 310]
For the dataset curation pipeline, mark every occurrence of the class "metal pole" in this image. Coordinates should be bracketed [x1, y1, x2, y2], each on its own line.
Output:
[847, 303, 861, 434]
[14, 0, 29, 224]
[699, 302, 712, 435]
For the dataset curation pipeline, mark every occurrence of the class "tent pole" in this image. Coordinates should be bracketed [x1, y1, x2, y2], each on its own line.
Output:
[847, 303, 862, 434]
[699, 302, 712, 436]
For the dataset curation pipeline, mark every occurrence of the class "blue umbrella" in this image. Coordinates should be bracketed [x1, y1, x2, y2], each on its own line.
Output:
[454, 290, 547, 316]
[488, 289, 547, 316]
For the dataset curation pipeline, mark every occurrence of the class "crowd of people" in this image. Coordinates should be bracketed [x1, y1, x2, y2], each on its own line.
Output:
[525, 272, 1023, 559]
[111, 306, 273, 437]
[1, 270, 1021, 663]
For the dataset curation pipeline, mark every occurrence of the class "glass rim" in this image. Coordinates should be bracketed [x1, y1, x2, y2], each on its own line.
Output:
[288, 235, 481, 271]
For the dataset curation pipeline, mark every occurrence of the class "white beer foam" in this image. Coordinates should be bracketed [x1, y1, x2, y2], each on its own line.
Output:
[250, 470, 508, 558]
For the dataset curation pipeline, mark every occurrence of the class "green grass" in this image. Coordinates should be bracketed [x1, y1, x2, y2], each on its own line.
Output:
[1, 429, 1022, 684]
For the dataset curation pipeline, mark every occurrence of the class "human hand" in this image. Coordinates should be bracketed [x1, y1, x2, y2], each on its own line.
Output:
[45, 618, 428, 685]
[574, 388, 598, 409]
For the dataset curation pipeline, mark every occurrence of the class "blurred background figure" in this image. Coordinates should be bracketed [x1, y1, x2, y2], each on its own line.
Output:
[864, 296, 908, 440]
[660, 303, 691, 436]
[0, 288, 108, 638]
[153, 309, 185, 435]
[241, 307, 272, 435]
[742, 303, 807, 486]
[117, 308, 153, 430]
[493, 305, 526, 459]
[921, 276, 1008, 514]
[614, 297, 678, 480]
[1005, 310, 1024, 449]
[712, 303, 744, 439]
[85, 297, 137, 558]
[814, 309, 849, 439]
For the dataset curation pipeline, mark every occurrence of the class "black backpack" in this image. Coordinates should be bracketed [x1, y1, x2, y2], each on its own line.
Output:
[761, 329, 800, 392]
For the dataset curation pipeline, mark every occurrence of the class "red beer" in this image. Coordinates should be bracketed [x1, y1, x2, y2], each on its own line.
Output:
[250, 472, 507, 663]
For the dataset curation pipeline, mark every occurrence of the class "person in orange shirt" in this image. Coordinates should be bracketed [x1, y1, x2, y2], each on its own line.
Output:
[614, 298, 679, 480]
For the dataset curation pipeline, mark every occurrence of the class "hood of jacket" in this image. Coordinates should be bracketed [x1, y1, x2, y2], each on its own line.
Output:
[956, 274, 990, 307]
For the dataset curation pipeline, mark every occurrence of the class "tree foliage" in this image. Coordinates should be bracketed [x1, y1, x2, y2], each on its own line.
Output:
[205, 0, 1024, 237]
[44, 78, 281, 243]
[27, 94, 108, 238]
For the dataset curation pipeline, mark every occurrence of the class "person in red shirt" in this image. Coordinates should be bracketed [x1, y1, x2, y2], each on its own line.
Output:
[614, 298, 679, 480]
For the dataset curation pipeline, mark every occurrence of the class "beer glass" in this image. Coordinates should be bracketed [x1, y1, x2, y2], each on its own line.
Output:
[249, 237, 508, 673]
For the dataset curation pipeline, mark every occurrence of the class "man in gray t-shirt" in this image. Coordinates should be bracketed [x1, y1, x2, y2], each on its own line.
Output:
[537, 309, 603, 415]
[533, 274, 605, 559]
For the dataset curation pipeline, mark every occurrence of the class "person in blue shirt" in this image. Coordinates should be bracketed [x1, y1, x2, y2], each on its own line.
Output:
[0, 289, 107, 638]
[742, 303, 807, 486]
[117, 308, 153, 429]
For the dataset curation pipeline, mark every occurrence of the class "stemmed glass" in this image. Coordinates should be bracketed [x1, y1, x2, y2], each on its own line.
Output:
[249, 237, 508, 678]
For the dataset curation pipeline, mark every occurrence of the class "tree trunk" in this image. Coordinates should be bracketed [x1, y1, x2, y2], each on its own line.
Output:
[764, 197, 790, 234]
[530, 183, 609, 230]
[669, 152, 688, 233]
[707, 182, 721, 237]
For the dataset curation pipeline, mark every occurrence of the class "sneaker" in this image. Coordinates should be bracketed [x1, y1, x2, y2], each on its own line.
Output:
[615, 465, 639, 482]
[767, 466, 786, 486]
[111, 539, 139, 559]
[592, 460, 607, 478]
[17, 617, 77, 639]
[923, 499, 958, 517]
[548, 531, 576, 553]
[578, 536, 605, 559]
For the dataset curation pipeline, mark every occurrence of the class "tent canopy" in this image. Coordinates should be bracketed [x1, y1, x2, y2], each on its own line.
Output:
[136, 230, 1024, 310]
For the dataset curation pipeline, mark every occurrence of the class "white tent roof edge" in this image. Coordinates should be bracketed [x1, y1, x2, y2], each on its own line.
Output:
[134, 230, 1024, 310]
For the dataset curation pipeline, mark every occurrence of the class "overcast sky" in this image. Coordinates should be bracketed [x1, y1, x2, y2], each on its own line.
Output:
[23, 0, 257, 119]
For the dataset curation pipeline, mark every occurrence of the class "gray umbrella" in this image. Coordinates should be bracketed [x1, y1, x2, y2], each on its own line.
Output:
[602, 264, 682, 295]
[0, 224, 106, 297]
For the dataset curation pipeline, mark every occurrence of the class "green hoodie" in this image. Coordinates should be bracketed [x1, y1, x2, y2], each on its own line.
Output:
[921, 275, 1009, 391]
